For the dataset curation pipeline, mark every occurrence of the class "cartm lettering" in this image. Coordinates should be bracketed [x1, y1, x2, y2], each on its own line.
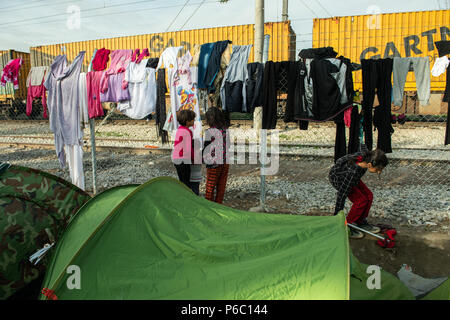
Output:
[360, 26, 450, 60]
[404, 35, 422, 57]
[181, 304, 216, 318]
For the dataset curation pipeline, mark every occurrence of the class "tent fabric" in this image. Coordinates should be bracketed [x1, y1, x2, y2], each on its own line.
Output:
[0, 164, 91, 299]
[41, 177, 351, 300]
[421, 278, 450, 300]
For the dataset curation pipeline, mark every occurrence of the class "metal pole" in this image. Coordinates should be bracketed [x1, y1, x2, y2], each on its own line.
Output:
[89, 119, 97, 194]
[282, 0, 288, 21]
[254, 0, 264, 63]
[255, 0, 265, 209]
[87, 49, 98, 195]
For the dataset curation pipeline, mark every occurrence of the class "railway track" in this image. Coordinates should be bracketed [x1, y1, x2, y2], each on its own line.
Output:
[1, 135, 449, 152]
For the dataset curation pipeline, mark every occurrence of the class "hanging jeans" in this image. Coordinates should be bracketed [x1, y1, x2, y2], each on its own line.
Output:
[361, 59, 393, 153]
[392, 57, 431, 106]
[444, 65, 450, 145]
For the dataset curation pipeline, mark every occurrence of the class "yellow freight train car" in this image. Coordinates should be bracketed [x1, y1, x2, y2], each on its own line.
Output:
[313, 10, 449, 93]
[30, 21, 296, 69]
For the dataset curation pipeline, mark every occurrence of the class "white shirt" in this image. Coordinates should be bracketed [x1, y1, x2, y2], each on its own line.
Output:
[431, 56, 449, 77]
[118, 61, 156, 119]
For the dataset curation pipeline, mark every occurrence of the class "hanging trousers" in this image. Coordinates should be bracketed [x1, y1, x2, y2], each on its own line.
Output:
[361, 59, 393, 153]
[347, 180, 373, 225]
[348, 105, 361, 154]
[205, 164, 229, 204]
[444, 64, 450, 145]
[392, 57, 431, 107]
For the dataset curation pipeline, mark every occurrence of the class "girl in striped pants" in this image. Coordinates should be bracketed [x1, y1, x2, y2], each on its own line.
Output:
[203, 107, 230, 204]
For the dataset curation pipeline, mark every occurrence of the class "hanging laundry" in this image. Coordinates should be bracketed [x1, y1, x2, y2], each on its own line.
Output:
[197, 42, 215, 89]
[64, 145, 85, 190]
[26, 66, 50, 118]
[334, 111, 346, 163]
[361, 58, 393, 153]
[285, 60, 306, 123]
[100, 72, 130, 103]
[44, 51, 86, 189]
[190, 44, 201, 67]
[431, 56, 449, 77]
[220, 44, 252, 113]
[344, 106, 353, 128]
[210, 43, 232, 109]
[131, 48, 149, 63]
[78, 72, 89, 126]
[27, 66, 50, 86]
[146, 58, 159, 69]
[298, 47, 338, 60]
[155, 68, 169, 144]
[89, 48, 98, 71]
[246, 62, 264, 114]
[170, 51, 202, 139]
[117, 60, 156, 119]
[435, 40, 450, 57]
[157, 46, 183, 130]
[1, 58, 23, 89]
[295, 58, 351, 121]
[86, 70, 104, 118]
[348, 105, 361, 154]
[444, 64, 450, 146]
[92, 48, 111, 72]
[392, 57, 431, 107]
[99, 49, 132, 94]
[204, 40, 232, 92]
[262, 61, 283, 130]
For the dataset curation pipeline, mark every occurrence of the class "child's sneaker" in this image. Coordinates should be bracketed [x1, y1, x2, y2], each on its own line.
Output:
[357, 219, 381, 234]
[348, 227, 364, 239]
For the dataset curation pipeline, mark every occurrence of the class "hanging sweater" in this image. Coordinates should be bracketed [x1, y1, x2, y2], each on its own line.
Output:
[44, 52, 86, 168]
[1, 58, 23, 89]
[26, 66, 50, 118]
[99, 49, 132, 93]
[220, 44, 252, 113]
[92, 48, 111, 71]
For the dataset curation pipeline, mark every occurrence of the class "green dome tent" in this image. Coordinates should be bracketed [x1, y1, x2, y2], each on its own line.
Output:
[421, 278, 450, 300]
[0, 164, 91, 299]
[40, 177, 415, 300]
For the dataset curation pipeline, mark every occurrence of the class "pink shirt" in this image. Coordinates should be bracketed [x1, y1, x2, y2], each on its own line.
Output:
[86, 71, 104, 118]
[27, 84, 48, 118]
[92, 48, 111, 72]
[172, 126, 194, 161]
[1, 58, 23, 89]
[99, 49, 132, 93]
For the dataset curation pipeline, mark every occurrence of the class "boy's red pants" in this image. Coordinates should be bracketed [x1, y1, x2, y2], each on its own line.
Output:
[205, 164, 229, 204]
[347, 180, 373, 224]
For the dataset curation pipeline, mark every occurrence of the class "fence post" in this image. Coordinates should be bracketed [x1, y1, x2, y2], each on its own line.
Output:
[89, 118, 97, 195]
[87, 49, 98, 194]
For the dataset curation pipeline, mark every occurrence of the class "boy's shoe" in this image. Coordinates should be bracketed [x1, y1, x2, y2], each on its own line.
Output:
[357, 219, 381, 234]
[348, 227, 364, 239]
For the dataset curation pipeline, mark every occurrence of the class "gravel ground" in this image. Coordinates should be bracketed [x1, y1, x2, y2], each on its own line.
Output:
[2, 142, 449, 231]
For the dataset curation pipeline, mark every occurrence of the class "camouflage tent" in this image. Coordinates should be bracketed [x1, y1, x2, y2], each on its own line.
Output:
[0, 164, 90, 299]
